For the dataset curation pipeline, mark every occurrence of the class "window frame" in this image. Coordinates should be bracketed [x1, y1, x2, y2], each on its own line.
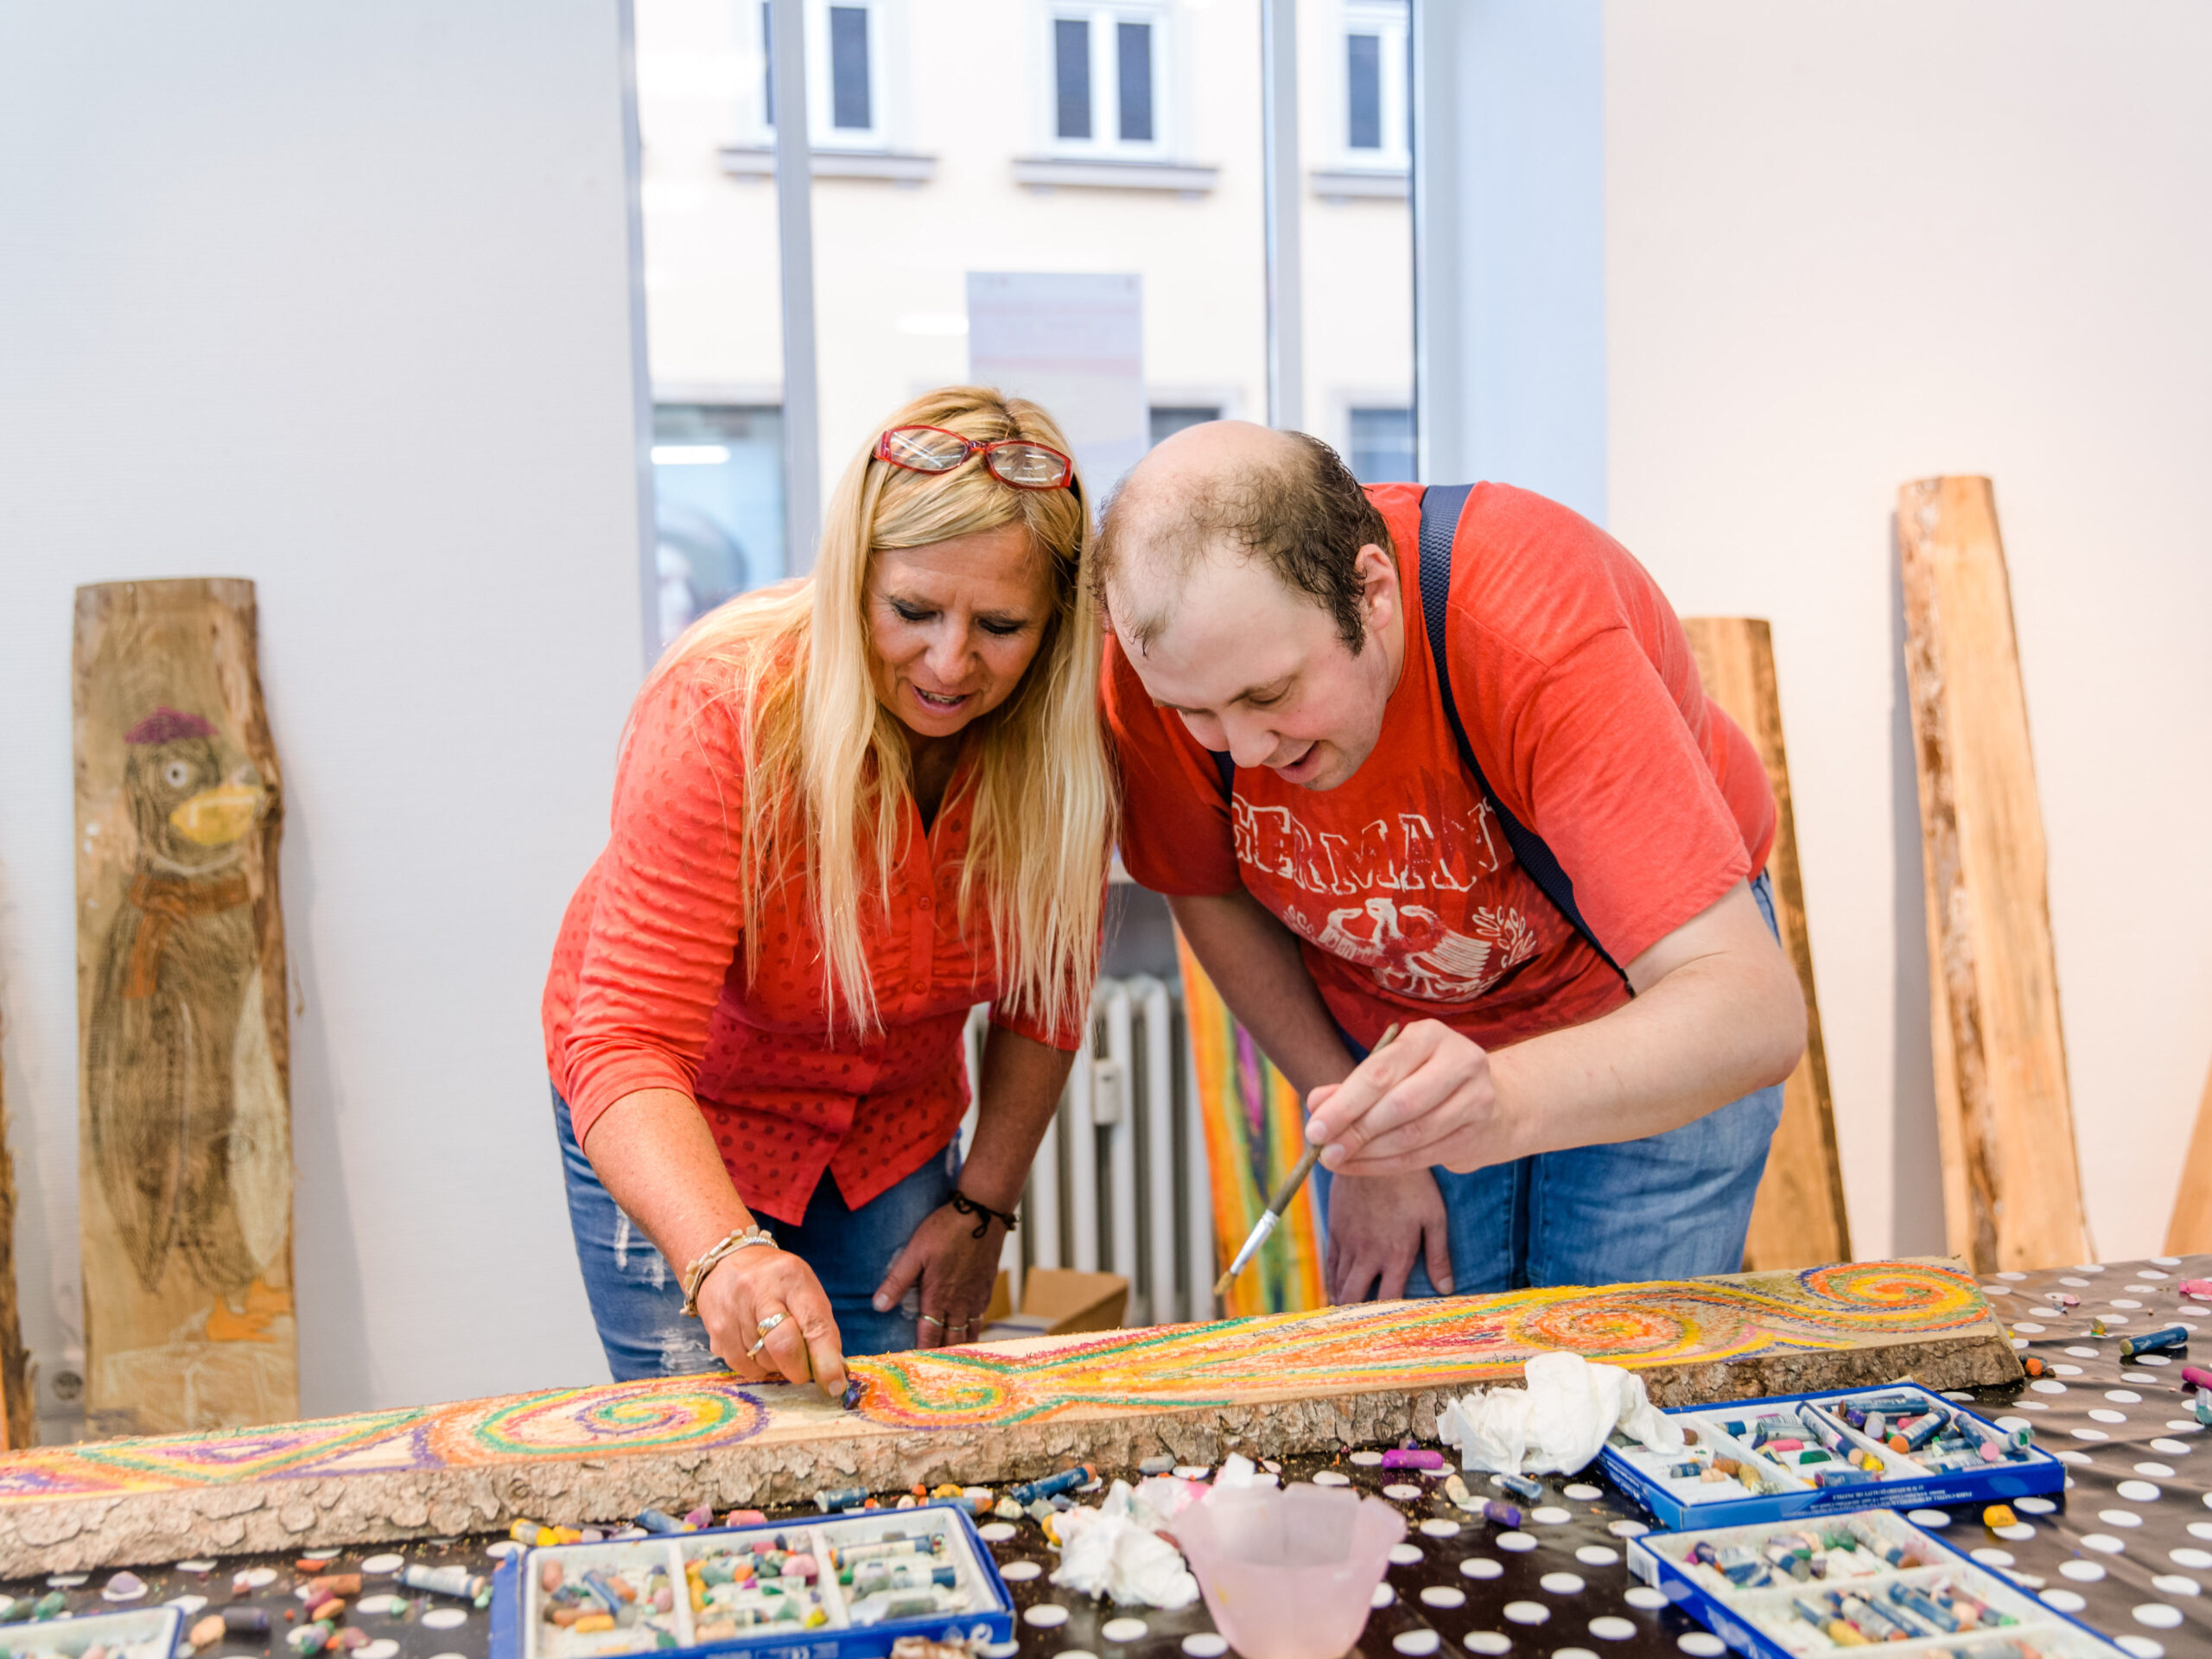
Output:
[1337, 0, 1409, 171]
[1041, 3, 1173, 162]
[742, 0, 901, 152]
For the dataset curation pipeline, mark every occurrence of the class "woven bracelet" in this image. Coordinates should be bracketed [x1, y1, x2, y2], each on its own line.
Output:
[950, 1190, 1019, 1240]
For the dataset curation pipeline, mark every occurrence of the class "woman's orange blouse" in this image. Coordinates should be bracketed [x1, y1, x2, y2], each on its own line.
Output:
[543, 652, 1082, 1226]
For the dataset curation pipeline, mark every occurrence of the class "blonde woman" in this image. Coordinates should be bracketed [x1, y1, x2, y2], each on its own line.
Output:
[543, 388, 1112, 1394]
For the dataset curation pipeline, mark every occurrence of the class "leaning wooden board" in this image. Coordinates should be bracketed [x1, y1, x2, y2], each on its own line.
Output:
[2167, 1053, 2212, 1254]
[1681, 616, 1852, 1272]
[1896, 480, 2090, 1273]
[0, 1258, 2014, 1573]
[72, 579, 299, 1438]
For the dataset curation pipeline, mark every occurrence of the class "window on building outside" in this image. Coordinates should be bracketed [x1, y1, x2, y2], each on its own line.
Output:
[1054, 17, 1091, 138]
[1347, 407, 1414, 483]
[828, 4, 871, 130]
[1052, 8, 1160, 154]
[1148, 405, 1220, 447]
[1347, 32, 1381, 150]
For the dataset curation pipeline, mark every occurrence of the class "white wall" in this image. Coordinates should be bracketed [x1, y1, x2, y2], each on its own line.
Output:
[1604, 2, 2212, 1258]
[0, 3, 650, 1427]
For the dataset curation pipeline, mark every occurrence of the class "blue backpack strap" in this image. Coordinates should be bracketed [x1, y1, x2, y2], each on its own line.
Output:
[1418, 485, 1632, 993]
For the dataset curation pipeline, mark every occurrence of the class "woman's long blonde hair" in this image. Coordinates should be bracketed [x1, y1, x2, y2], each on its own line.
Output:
[652, 386, 1114, 1037]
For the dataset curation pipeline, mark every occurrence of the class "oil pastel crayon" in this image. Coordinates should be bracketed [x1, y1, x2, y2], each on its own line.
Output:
[1007, 1465, 1093, 1505]
[1495, 1471, 1541, 1501]
[2121, 1323, 2190, 1358]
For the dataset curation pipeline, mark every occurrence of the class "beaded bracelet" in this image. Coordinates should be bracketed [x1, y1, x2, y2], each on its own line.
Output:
[950, 1190, 1019, 1240]
[679, 1224, 776, 1318]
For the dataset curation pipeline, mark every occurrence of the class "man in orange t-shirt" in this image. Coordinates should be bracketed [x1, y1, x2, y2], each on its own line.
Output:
[1099, 423, 1807, 1300]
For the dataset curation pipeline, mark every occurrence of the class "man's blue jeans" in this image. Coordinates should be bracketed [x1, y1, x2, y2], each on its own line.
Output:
[552, 1089, 955, 1381]
[1313, 871, 1787, 1295]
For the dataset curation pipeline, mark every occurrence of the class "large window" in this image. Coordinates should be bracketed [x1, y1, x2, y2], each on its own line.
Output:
[1148, 404, 1219, 446]
[652, 405, 785, 646]
[1049, 6, 1166, 156]
[1347, 406, 1415, 482]
[749, 0, 891, 149]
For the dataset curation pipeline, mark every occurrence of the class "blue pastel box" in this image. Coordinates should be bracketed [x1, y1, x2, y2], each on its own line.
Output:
[1600, 1382, 2063, 1530]
[1626, 1507, 2126, 1658]
[0, 1604, 182, 1659]
[488, 1504, 1014, 1659]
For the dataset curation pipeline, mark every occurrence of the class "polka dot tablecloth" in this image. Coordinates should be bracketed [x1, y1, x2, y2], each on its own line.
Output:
[2, 1255, 2203, 1659]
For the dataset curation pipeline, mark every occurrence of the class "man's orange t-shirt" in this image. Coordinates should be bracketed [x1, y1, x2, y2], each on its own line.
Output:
[1105, 483, 1777, 1053]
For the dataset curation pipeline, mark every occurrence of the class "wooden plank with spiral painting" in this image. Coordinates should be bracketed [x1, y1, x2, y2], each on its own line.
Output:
[73, 578, 296, 1436]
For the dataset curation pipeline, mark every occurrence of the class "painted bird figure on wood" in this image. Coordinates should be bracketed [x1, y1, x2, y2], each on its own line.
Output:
[84, 706, 292, 1340]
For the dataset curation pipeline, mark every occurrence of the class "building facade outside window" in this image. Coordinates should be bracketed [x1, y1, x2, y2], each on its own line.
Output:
[1148, 404, 1220, 447]
[1347, 406, 1415, 483]
[1339, 0, 1408, 168]
[1048, 4, 1168, 156]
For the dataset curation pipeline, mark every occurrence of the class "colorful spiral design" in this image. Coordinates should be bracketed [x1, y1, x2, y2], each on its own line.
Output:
[1798, 1262, 1980, 1323]
[442, 1377, 768, 1461]
[1502, 1292, 1701, 1361]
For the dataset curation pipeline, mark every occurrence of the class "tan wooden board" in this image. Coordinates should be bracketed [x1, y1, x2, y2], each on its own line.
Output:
[0, 1257, 2014, 1573]
[1897, 479, 2089, 1272]
[1682, 616, 1851, 1271]
[2166, 1052, 2212, 1253]
[72, 579, 298, 1436]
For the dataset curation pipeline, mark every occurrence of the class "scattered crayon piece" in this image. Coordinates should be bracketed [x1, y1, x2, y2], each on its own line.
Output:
[1496, 1472, 1541, 1501]
[1484, 1501, 1521, 1529]
[2179, 1365, 2212, 1391]
[723, 1510, 767, 1527]
[817, 1487, 870, 1513]
[399, 1564, 486, 1600]
[1379, 1448, 1446, 1470]
[2121, 1323, 2189, 1359]
[1982, 1504, 2016, 1529]
[308, 1576, 362, 1599]
[636, 1509, 684, 1535]
[296, 1558, 334, 1574]
[2020, 1356, 2044, 1376]
[224, 1607, 273, 1635]
[307, 1597, 345, 1624]
[2091, 1318, 2107, 1337]
[842, 1378, 866, 1411]
[2180, 1280, 2212, 1300]
[1008, 1465, 1094, 1505]
[190, 1616, 225, 1649]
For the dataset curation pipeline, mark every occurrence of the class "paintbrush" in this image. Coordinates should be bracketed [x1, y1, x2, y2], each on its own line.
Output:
[1212, 1022, 1401, 1303]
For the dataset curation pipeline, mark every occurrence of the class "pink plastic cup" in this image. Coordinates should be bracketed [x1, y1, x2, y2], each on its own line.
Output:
[1171, 1483, 1407, 1659]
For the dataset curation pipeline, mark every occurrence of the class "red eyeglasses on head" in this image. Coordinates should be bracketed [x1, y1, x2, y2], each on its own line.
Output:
[874, 424, 1078, 494]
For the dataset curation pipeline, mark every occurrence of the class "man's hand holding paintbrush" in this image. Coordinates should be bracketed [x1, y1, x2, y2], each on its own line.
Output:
[1302, 1020, 1510, 1178]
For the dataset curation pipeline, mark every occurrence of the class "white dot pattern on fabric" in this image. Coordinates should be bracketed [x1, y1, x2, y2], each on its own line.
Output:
[1907, 1509, 1952, 1527]
[165, 1598, 207, 1618]
[2150, 1575, 2200, 1599]
[2137, 1464, 2178, 1478]
[2083, 1533, 2130, 1554]
[2042, 1588, 2088, 1613]
[1563, 1484, 1603, 1501]
[1385, 1484, 1426, 1501]
[1099, 1621, 1147, 1647]
[1351, 1451, 1385, 1465]
[2017, 1497, 2057, 1515]
[1676, 1636, 1726, 1657]
[1391, 1543, 1426, 1566]
[1181, 1638, 1229, 1659]
[2173, 1548, 2212, 1569]
[1997, 1271, 2027, 1279]
[1575, 1545, 1621, 1567]
[1608, 1520, 1649, 1539]
[2101, 1510, 2147, 1529]
[1624, 1586, 1668, 1611]
[2152, 1439, 2196, 1456]
[357, 1643, 398, 1659]
[2195, 1523, 2212, 1541]
[1421, 1586, 1467, 1610]
[238, 1569, 277, 1590]
[1497, 1533, 1538, 1553]
[1023, 1605, 1071, 1629]
[2093, 1408, 2133, 1424]
[2060, 1276, 2091, 1287]
[2031, 1379, 2068, 1394]
[1540, 1573, 1586, 1595]
[2061, 1560, 2107, 1581]
[359, 1555, 403, 1576]
[1553, 1650, 1598, 1659]
[1421, 1518, 1463, 1538]
[1531, 1507, 1573, 1526]
[484, 1541, 522, 1559]
[1393, 1632, 1441, 1656]
[2074, 1428, 2111, 1441]
[999, 1561, 1041, 1581]
[1459, 1558, 1503, 1580]
[979, 1522, 1017, 1542]
[1312, 1470, 1351, 1486]
[2115, 1639, 2166, 1659]
[1463, 1636, 1511, 1656]
[1174, 1466, 1211, 1480]
[2113, 1300, 2144, 1309]
[2053, 1363, 2083, 1376]
[2013, 1322, 2046, 1333]
[1995, 1523, 2036, 1543]
[1057, 1648, 1098, 1659]
[2132, 1605, 2183, 1630]
[2120, 1480, 2164, 1502]
[1588, 1618, 1636, 1642]
[1503, 1601, 1549, 1625]
[2068, 1345, 2101, 1357]
[1969, 1548, 2015, 1567]
[419, 1609, 467, 1631]
[1373, 1585, 1397, 1610]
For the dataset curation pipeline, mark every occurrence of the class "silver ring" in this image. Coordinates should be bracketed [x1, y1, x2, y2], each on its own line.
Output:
[917, 1313, 945, 1329]
[746, 1310, 789, 1358]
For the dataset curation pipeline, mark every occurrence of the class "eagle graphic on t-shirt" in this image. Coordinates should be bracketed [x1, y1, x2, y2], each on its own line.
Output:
[1309, 895, 1541, 1002]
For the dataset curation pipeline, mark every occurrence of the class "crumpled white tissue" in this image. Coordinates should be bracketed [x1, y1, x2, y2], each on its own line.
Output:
[1437, 1350, 1683, 1476]
[1050, 1477, 1203, 1609]
[1206, 1452, 1279, 1493]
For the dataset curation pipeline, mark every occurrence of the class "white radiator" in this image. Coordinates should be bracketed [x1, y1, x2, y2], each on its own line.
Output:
[959, 976, 1214, 1326]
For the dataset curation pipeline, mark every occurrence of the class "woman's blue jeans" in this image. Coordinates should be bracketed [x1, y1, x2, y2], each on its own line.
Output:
[1313, 871, 1789, 1296]
[553, 1089, 955, 1381]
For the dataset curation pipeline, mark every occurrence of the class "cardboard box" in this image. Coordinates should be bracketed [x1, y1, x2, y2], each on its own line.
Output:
[975, 1268, 1128, 1342]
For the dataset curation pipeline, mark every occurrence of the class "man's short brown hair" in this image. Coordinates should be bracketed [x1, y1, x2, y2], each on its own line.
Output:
[1095, 431, 1394, 653]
